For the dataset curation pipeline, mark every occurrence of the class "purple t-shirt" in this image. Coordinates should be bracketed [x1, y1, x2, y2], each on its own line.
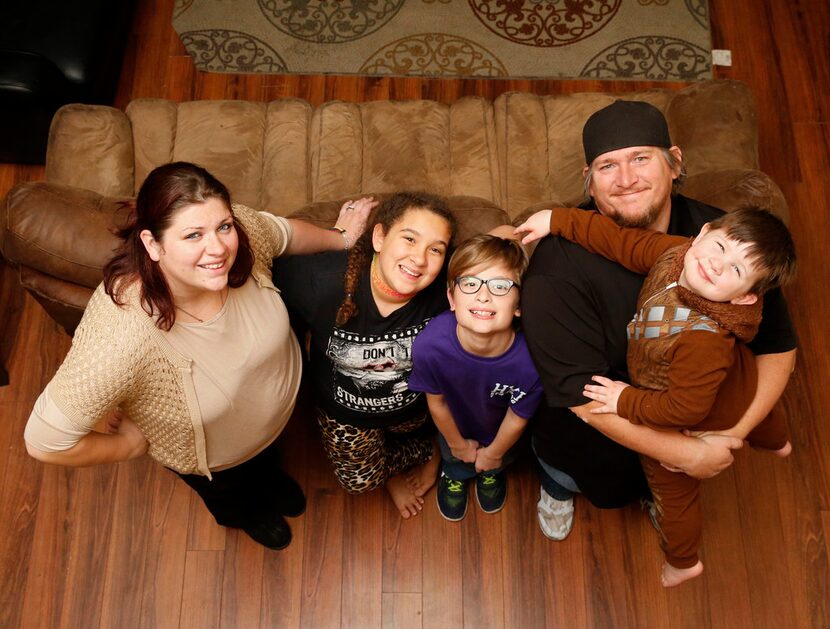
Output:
[408, 310, 543, 446]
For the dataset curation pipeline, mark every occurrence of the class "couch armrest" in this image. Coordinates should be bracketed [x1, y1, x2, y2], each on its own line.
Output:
[1, 182, 130, 288]
[681, 169, 788, 222]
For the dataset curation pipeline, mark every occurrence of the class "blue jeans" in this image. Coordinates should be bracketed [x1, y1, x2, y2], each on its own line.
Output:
[532, 436, 581, 501]
[437, 432, 520, 481]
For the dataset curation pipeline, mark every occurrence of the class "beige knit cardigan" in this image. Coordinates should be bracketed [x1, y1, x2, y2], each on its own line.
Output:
[48, 204, 290, 477]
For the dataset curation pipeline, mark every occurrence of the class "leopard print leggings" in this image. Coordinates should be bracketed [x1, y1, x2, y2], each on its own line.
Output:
[317, 410, 433, 494]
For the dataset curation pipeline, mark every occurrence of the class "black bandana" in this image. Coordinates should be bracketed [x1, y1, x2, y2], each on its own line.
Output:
[583, 100, 673, 165]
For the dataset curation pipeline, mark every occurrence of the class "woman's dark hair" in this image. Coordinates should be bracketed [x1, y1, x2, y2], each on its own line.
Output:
[335, 191, 456, 326]
[103, 161, 254, 330]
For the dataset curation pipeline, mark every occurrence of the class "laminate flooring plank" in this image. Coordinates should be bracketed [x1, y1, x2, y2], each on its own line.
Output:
[56, 466, 119, 628]
[139, 469, 190, 629]
[260, 539, 305, 629]
[164, 55, 197, 102]
[22, 465, 117, 629]
[499, 463, 547, 629]
[421, 488, 463, 628]
[259, 399, 313, 629]
[772, 439, 823, 629]
[382, 592, 423, 629]
[299, 456, 345, 628]
[382, 491, 423, 594]
[2, 295, 70, 404]
[195, 73, 234, 101]
[19, 465, 72, 628]
[696, 470, 754, 629]
[219, 531, 265, 629]
[0, 402, 42, 629]
[180, 550, 224, 629]
[620, 506, 673, 627]
[766, 0, 830, 124]
[341, 490, 384, 628]
[99, 459, 157, 628]
[733, 453, 798, 628]
[580, 506, 638, 629]
[540, 502, 588, 629]
[460, 499, 505, 628]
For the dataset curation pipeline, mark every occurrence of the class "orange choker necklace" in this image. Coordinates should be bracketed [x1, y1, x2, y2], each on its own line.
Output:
[371, 254, 417, 301]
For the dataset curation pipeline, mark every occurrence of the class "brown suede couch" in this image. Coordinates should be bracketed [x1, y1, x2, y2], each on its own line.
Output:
[0, 79, 787, 336]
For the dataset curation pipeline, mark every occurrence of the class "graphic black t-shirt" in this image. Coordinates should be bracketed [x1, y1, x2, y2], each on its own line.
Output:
[273, 251, 448, 428]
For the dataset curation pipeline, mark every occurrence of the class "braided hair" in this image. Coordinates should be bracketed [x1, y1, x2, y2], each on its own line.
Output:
[335, 192, 456, 326]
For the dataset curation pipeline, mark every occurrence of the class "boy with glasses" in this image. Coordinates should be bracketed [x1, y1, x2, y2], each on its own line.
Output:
[409, 235, 543, 521]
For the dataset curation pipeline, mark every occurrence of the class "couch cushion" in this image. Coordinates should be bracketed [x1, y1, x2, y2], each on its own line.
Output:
[310, 98, 498, 204]
[46, 104, 135, 196]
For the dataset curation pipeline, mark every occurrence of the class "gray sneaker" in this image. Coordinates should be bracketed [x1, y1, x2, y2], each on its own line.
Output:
[536, 487, 574, 541]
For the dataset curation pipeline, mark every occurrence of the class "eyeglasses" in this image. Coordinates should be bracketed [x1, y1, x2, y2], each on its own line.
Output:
[454, 276, 519, 296]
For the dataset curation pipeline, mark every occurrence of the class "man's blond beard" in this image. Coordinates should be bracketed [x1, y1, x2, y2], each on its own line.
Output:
[600, 203, 663, 230]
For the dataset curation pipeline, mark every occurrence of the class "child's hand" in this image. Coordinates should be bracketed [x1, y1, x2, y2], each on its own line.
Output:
[583, 375, 629, 414]
[514, 210, 552, 245]
[474, 446, 503, 473]
[451, 439, 479, 463]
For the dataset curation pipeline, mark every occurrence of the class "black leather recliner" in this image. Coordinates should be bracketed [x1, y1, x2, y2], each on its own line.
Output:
[0, 1, 136, 164]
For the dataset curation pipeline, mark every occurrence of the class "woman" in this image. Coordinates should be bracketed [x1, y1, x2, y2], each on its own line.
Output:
[274, 192, 457, 518]
[23, 162, 375, 550]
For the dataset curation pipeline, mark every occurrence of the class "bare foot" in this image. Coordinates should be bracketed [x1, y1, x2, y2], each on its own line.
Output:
[661, 560, 703, 587]
[405, 441, 440, 497]
[773, 440, 792, 458]
[386, 474, 424, 519]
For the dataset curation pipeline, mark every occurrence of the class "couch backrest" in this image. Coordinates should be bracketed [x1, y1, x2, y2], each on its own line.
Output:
[493, 80, 760, 214]
[44, 80, 765, 222]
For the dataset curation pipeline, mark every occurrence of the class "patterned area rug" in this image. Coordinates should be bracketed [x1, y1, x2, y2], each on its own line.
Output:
[172, 0, 711, 81]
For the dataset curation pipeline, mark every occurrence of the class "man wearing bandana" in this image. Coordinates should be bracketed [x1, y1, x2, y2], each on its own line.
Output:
[521, 101, 797, 541]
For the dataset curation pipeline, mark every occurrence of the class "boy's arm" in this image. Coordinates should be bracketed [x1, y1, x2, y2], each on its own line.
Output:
[609, 331, 735, 429]
[475, 408, 529, 473]
[571, 402, 743, 478]
[549, 208, 685, 274]
[425, 393, 478, 463]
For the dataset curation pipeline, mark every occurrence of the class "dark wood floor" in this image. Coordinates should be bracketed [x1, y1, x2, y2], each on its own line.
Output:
[1, 0, 828, 627]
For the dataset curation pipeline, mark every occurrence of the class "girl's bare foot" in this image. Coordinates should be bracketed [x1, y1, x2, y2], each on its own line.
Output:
[773, 440, 792, 458]
[661, 560, 703, 587]
[406, 441, 440, 497]
[386, 474, 424, 519]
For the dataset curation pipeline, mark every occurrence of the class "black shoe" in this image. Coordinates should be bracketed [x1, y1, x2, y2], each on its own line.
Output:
[436, 473, 468, 521]
[475, 471, 506, 514]
[275, 469, 306, 518]
[242, 515, 292, 550]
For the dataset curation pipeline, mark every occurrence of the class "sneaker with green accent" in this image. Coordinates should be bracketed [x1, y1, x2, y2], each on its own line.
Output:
[437, 473, 468, 521]
[475, 471, 507, 514]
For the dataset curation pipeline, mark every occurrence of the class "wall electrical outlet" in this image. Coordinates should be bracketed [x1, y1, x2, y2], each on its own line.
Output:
[712, 49, 732, 66]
